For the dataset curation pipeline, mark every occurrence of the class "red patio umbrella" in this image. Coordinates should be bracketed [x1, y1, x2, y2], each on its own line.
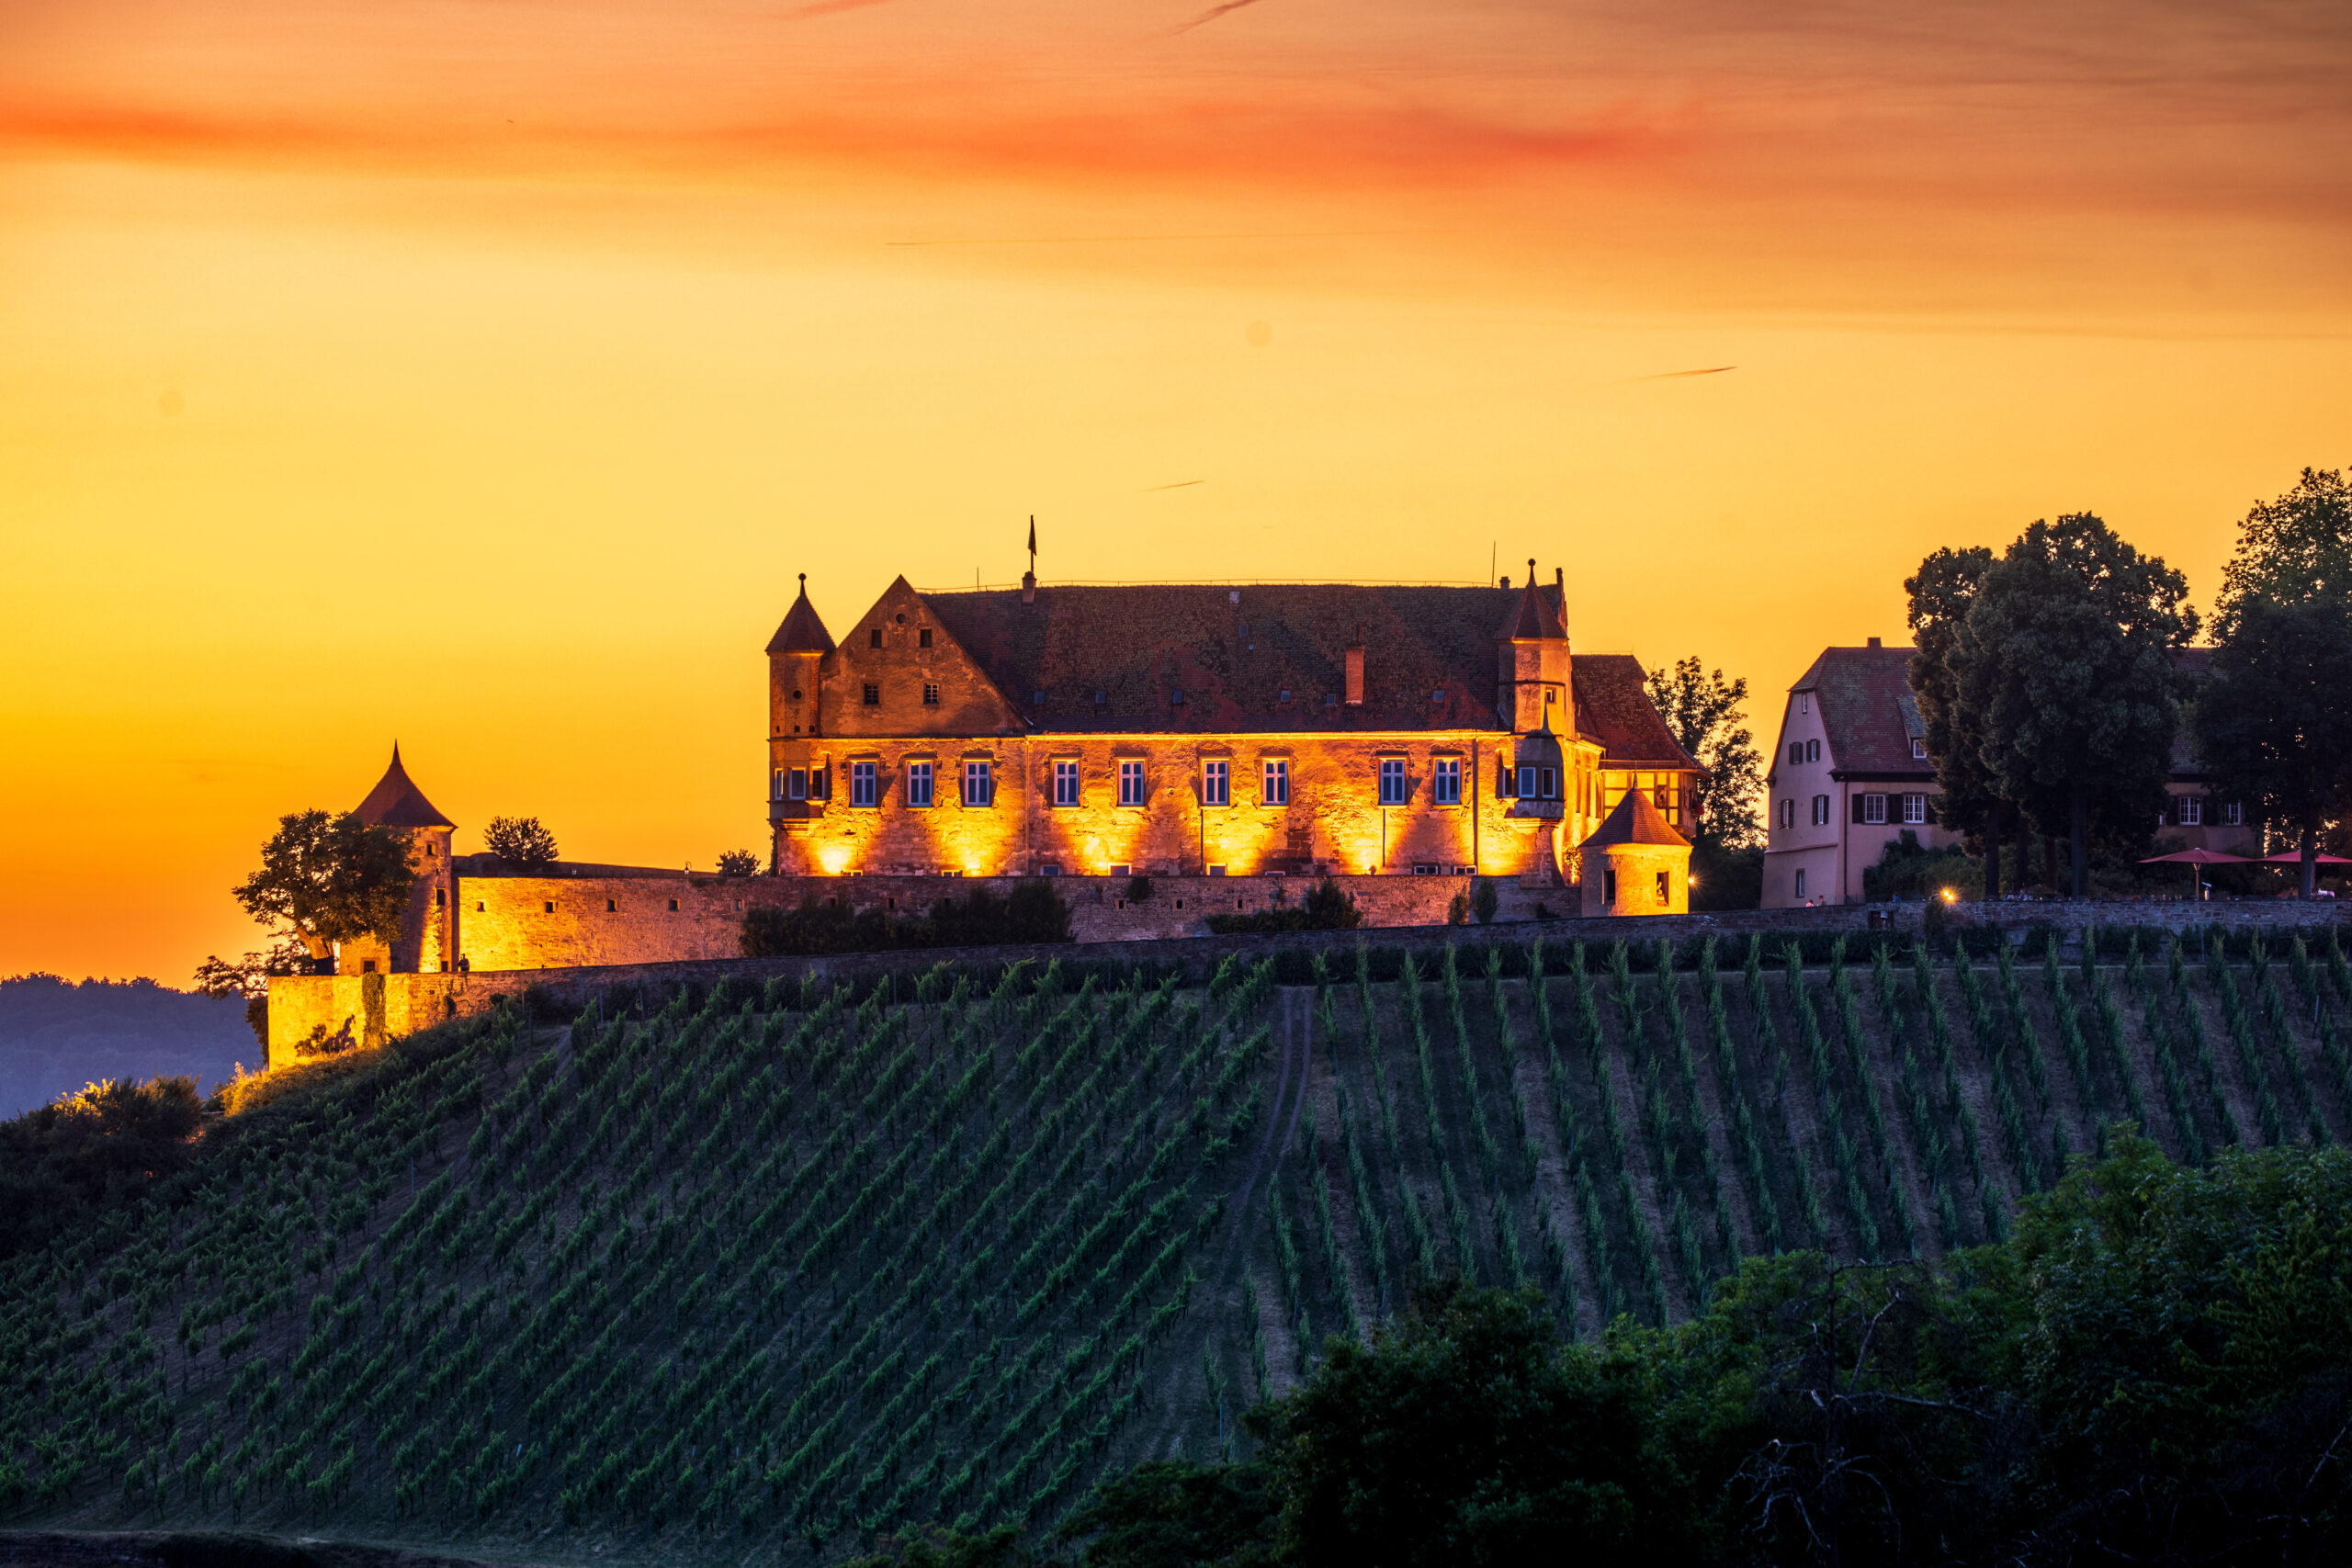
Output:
[2141, 847, 2251, 901]
[2257, 851, 2352, 863]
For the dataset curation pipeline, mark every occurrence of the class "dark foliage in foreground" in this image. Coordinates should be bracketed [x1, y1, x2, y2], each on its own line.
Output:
[860, 1134, 2352, 1567]
[1203, 880, 1362, 936]
[0, 1075, 203, 1258]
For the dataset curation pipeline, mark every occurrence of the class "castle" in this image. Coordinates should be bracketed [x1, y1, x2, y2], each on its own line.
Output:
[320, 556, 1698, 989]
[763, 555, 1696, 910]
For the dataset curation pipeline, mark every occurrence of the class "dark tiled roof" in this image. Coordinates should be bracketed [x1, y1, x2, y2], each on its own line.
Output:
[353, 747, 455, 829]
[920, 583, 1524, 735]
[765, 578, 836, 655]
[1792, 647, 1934, 779]
[1498, 573, 1566, 640]
[1571, 655, 1697, 769]
[1585, 784, 1690, 848]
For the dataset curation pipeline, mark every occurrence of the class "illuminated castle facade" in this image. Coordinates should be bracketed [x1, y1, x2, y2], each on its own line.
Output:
[764, 558, 1698, 908]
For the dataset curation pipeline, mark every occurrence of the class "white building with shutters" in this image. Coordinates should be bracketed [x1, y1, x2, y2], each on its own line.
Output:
[1762, 639, 1956, 908]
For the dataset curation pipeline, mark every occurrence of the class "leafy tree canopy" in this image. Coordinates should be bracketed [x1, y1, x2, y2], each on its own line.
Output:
[481, 815, 559, 867]
[1951, 513, 2197, 891]
[1905, 545, 2005, 843]
[2192, 593, 2352, 893]
[1646, 657, 1762, 850]
[716, 849, 761, 878]
[231, 809, 416, 961]
[2214, 466, 2352, 640]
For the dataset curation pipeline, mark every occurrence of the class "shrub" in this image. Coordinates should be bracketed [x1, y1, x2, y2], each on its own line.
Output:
[741, 882, 1074, 957]
[1862, 829, 1983, 902]
[716, 850, 760, 879]
[1205, 879, 1363, 936]
[481, 816, 558, 868]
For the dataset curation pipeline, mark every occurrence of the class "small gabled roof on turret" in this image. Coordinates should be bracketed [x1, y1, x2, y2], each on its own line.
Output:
[1585, 785, 1689, 850]
[1497, 560, 1566, 641]
[765, 574, 836, 656]
[354, 745, 455, 829]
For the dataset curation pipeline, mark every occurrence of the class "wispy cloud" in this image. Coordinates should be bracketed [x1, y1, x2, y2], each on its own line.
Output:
[1172, 0, 1266, 35]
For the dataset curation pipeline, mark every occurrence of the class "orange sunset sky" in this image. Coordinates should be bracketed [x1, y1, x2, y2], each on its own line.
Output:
[3, 0, 2348, 981]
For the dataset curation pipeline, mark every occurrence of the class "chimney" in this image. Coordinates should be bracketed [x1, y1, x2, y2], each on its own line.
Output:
[1867, 636, 1882, 649]
[1345, 625, 1364, 706]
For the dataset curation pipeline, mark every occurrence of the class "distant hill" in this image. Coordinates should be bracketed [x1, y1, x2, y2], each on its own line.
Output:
[0, 975, 256, 1117]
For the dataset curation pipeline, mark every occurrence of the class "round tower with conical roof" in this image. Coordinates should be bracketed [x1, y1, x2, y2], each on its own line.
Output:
[346, 744, 458, 974]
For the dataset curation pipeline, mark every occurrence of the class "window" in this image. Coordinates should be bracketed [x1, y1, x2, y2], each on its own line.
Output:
[1543, 768, 1559, 799]
[1781, 797, 1796, 829]
[809, 765, 828, 799]
[1432, 757, 1462, 805]
[1413, 863, 1438, 874]
[1903, 793, 1928, 825]
[1170, 687, 1185, 706]
[869, 627, 882, 649]
[1800, 694, 1809, 715]
[1380, 759, 1409, 805]
[1038, 863, 1063, 876]
[850, 760, 878, 807]
[2222, 800, 2244, 826]
[1604, 868, 1617, 904]
[605, 898, 616, 911]
[1119, 760, 1147, 807]
[772, 768, 785, 799]
[1032, 688, 1046, 705]
[1794, 868, 1807, 898]
[1093, 690, 1106, 705]
[918, 627, 932, 648]
[543, 901, 555, 914]
[1860, 794, 1887, 825]
[1656, 870, 1669, 905]
[1209, 865, 1227, 876]
[1911, 738, 1928, 760]
[1054, 760, 1080, 807]
[964, 761, 992, 807]
[1279, 689, 1292, 704]
[862, 682, 879, 705]
[906, 761, 933, 807]
[1431, 689, 1445, 704]
[789, 768, 808, 800]
[1517, 765, 1537, 798]
[435, 887, 445, 907]
[1790, 742, 1804, 766]
[2178, 795, 2203, 826]
[922, 683, 940, 705]
[1653, 783, 1668, 809]
[477, 900, 485, 911]
[1806, 739, 1821, 763]
[1262, 758, 1290, 806]
[1812, 795, 1830, 826]
[1202, 760, 1229, 806]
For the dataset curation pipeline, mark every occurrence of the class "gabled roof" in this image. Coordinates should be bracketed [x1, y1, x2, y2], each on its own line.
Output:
[919, 582, 1532, 734]
[1585, 784, 1690, 849]
[353, 746, 454, 829]
[1791, 646, 1932, 778]
[1571, 655, 1697, 769]
[765, 575, 836, 656]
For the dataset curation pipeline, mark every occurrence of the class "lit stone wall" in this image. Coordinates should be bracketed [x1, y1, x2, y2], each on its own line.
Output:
[774, 732, 1611, 883]
[449, 869, 1520, 974]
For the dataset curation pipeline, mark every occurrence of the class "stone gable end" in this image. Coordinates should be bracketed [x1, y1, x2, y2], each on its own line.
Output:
[825, 576, 1022, 739]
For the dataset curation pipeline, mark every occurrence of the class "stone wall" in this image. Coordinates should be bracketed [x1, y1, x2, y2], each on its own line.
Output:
[451, 868, 1531, 972]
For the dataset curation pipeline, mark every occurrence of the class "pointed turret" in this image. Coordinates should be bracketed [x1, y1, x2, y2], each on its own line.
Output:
[765, 574, 836, 655]
[1496, 557, 1572, 732]
[353, 744, 455, 829]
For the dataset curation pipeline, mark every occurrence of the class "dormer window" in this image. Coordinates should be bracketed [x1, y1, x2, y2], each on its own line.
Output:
[1170, 688, 1185, 706]
[1279, 690, 1292, 704]
[1032, 688, 1046, 705]
[1911, 738, 1928, 759]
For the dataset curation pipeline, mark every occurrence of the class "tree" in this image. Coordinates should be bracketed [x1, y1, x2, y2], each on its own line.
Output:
[715, 849, 759, 878]
[2213, 467, 2352, 643]
[1245, 1282, 1689, 1566]
[232, 809, 417, 962]
[2194, 596, 2352, 897]
[192, 935, 311, 1047]
[1055, 1460, 1275, 1567]
[2199, 468, 2352, 897]
[481, 815, 559, 867]
[1905, 546, 2015, 897]
[1950, 514, 2198, 897]
[1645, 657, 1762, 851]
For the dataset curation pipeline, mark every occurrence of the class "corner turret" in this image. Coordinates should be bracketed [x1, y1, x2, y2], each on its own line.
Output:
[1495, 557, 1571, 733]
[346, 745, 458, 974]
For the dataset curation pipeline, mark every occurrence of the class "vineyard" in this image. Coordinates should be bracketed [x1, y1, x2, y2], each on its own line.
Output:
[3, 926, 2351, 1564]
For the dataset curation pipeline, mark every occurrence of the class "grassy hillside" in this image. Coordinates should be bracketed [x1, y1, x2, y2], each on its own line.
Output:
[2, 928, 2349, 1564]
